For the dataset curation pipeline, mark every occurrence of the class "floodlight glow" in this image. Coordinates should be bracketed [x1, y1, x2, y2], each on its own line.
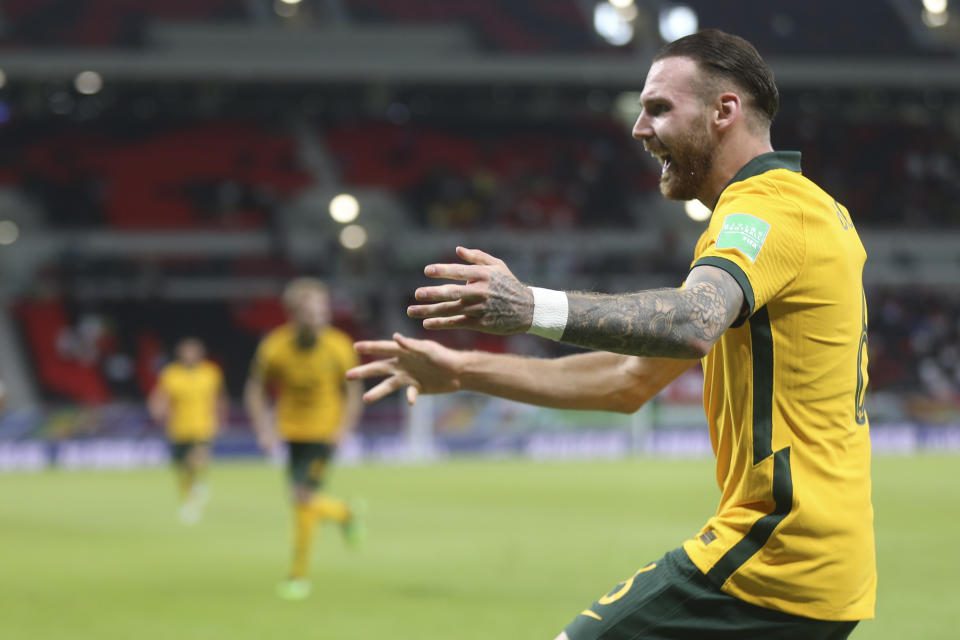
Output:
[594, 2, 634, 46]
[329, 193, 360, 223]
[923, 0, 947, 14]
[74, 70, 103, 95]
[0, 220, 19, 245]
[339, 224, 368, 250]
[609, 0, 635, 8]
[274, 0, 298, 17]
[618, 3, 639, 21]
[922, 8, 949, 26]
[659, 5, 698, 42]
[684, 200, 711, 222]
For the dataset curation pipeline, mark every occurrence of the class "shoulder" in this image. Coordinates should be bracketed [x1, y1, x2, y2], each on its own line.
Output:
[322, 327, 358, 365]
[202, 360, 223, 379]
[719, 170, 805, 212]
[324, 326, 353, 345]
[159, 363, 178, 380]
[259, 325, 292, 352]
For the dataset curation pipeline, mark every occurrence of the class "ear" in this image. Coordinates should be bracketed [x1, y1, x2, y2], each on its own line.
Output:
[713, 92, 741, 133]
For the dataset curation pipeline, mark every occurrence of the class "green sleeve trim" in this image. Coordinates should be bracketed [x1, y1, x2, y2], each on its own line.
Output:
[691, 256, 755, 328]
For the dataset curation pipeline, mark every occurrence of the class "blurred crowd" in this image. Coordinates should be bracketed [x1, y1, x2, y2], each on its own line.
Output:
[868, 289, 960, 400]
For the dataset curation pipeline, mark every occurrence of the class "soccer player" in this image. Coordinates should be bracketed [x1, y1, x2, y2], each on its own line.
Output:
[244, 277, 364, 600]
[148, 337, 226, 525]
[348, 30, 874, 639]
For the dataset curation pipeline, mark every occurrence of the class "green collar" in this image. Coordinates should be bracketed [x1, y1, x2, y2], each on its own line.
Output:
[725, 151, 802, 190]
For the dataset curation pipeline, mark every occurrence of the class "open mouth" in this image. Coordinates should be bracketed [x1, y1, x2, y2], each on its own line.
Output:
[660, 155, 672, 176]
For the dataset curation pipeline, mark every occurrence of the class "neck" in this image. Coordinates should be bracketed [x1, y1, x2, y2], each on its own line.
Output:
[700, 132, 774, 210]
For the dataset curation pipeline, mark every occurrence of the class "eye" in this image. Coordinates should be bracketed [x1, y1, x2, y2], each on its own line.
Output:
[642, 102, 668, 117]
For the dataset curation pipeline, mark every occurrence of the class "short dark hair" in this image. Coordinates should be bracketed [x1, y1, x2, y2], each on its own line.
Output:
[654, 29, 779, 126]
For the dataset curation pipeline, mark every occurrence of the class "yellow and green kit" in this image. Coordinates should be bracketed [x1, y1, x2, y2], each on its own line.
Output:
[684, 151, 875, 621]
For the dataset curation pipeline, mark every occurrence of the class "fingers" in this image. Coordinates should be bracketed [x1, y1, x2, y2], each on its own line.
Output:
[406, 385, 420, 405]
[353, 340, 404, 357]
[456, 246, 502, 266]
[392, 333, 437, 353]
[362, 375, 408, 403]
[422, 315, 474, 330]
[414, 282, 486, 304]
[423, 262, 489, 282]
[407, 300, 470, 319]
[346, 359, 397, 381]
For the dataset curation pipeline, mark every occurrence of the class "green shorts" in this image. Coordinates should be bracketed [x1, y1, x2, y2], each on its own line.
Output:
[564, 548, 859, 640]
[169, 440, 210, 465]
[286, 442, 335, 490]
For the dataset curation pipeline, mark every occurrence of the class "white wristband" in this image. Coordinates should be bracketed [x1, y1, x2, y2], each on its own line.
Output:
[527, 287, 568, 341]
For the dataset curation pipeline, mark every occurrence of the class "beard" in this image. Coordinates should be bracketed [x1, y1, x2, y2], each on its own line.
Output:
[652, 127, 716, 202]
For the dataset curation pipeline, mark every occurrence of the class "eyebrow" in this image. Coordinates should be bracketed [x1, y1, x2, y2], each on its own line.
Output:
[639, 95, 669, 108]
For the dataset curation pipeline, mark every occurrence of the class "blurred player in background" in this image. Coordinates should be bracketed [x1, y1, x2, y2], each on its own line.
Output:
[148, 337, 226, 525]
[350, 29, 873, 640]
[244, 277, 365, 600]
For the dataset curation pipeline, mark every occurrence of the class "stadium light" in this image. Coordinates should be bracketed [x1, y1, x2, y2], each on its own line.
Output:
[923, 0, 948, 13]
[329, 193, 360, 223]
[684, 200, 712, 222]
[74, 70, 103, 95]
[339, 224, 368, 250]
[594, 2, 634, 46]
[658, 5, 698, 42]
[608, 0, 635, 8]
[0, 220, 20, 245]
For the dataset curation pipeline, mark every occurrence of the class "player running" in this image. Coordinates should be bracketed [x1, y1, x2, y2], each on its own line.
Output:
[148, 337, 226, 525]
[244, 277, 365, 600]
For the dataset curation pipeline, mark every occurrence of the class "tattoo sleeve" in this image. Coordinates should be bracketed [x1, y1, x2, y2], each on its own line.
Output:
[560, 267, 744, 358]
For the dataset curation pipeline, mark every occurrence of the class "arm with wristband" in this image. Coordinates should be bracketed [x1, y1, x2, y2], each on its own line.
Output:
[406, 246, 745, 359]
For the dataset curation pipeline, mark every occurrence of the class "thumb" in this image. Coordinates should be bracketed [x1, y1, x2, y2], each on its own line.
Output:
[456, 246, 500, 266]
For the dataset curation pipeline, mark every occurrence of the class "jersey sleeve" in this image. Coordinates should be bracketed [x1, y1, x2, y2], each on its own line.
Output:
[692, 181, 805, 325]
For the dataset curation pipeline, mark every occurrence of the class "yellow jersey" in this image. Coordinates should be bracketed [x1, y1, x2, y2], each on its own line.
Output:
[252, 324, 358, 443]
[157, 360, 223, 442]
[682, 152, 876, 621]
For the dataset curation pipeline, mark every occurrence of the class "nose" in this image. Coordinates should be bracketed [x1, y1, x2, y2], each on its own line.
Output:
[632, 112, 652, 141]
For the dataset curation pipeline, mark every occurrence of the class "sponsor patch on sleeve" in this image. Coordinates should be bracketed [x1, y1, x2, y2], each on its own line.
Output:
[715, 213, 770, 263]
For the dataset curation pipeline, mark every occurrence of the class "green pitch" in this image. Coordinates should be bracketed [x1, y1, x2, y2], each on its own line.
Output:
[0, 455, 955, 639]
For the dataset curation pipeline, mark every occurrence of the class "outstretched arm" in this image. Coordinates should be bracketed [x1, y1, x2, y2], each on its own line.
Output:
[347, 333, 697, 413]
[407, 246, 744, 358]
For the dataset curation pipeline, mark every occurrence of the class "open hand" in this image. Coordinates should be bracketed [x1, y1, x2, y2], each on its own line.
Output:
[407, 246, 534, 335]
[347, 333, 464, 405]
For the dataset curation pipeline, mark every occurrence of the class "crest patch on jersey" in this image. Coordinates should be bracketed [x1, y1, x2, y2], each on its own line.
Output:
[715, 213, 770, 263]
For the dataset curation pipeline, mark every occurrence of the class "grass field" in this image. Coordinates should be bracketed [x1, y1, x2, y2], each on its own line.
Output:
[1, 455, 956, 639]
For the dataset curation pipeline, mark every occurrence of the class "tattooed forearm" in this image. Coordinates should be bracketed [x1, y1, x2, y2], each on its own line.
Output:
[561, 273, 742, 357]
